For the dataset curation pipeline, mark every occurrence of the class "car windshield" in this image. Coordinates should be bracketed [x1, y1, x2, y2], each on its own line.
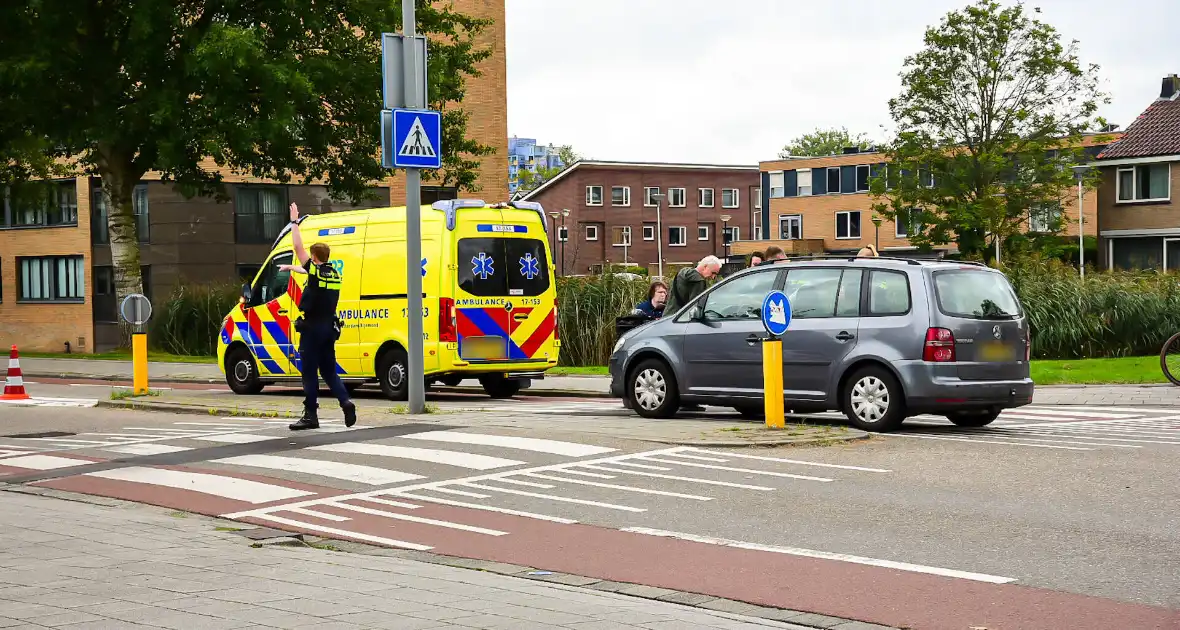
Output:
[933, 269, 1022, 319]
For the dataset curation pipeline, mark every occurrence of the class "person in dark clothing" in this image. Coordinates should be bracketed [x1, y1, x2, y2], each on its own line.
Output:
[282, 202, 357, 431]
[663, 255, 722, 316]
[635, 281, 669, 318]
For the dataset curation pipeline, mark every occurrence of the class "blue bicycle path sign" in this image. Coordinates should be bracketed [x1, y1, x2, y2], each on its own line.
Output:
[761, 290, 791, 337]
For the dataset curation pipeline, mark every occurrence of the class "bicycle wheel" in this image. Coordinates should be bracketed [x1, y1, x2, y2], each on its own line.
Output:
[1159, 331, 1180, 386]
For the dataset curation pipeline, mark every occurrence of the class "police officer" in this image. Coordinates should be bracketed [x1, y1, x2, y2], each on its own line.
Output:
[282, 202, 357, 430]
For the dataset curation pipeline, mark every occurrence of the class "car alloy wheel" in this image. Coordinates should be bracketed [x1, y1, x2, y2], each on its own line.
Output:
[633, 367, 666, 412]
[387, 361, 406, 389]
[233, 358, 253, 384]
[850, 375, 890, 424]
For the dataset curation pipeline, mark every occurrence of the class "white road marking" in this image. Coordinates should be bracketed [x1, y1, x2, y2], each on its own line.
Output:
[1002, 408, 1139, 419]
[322, 501, 508, 535]
[686, 449, 892, 473]
[431, 487, 491, 499]
[558, 469, 616, 479]
[359, 496, 421, 510]
[888, 433, 1092, 450]
[243, 514, 432, 550]
[309, 443, 524, 470]
[460, 481, 647, 512]
[87, 467, 313, 503]
[0, 454, 92, 470]
[621, 527, 1016, 584]
[196, 434, 277, 444]
[580, 464, 778, 491]
[106, 444, 192, 456]
[609, 460, 673, 471]
[212, 455, 423, 486]
[284, 506, 352, 522]
[523, 472, 713, 500]
[394, 492, 578, 524]
[400, 431, 616, 457]
[1038, 406, 1180, 414]
[491, 477, 554, 489]
[662, 453, 729, 462]
[640, 457, 834, 482]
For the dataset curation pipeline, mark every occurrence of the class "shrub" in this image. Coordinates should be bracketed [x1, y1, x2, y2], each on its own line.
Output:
[556, 275, 648, 367]
[152, 282, 240, 357]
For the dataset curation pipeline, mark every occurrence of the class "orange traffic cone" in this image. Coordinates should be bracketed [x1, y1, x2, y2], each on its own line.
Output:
[1, 345, 31, 400]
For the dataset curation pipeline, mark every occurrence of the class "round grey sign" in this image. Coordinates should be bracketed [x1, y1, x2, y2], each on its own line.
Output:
[120, 294, 153, 326]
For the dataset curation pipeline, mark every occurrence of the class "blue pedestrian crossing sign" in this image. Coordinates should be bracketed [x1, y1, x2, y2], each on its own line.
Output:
[391, 109, 442, 169]
[761, 290, 791, 337]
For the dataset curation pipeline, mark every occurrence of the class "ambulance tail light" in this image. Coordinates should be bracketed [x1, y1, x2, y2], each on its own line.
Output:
[439, 297, 457, 343]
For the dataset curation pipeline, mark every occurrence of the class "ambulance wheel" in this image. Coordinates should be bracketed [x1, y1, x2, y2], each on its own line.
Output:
[378, 347, 409, 401]
[480, 375, 521, 399]
[225, 347, 264, 395]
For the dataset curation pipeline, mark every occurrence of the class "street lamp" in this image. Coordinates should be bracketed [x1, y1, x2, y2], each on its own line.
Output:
[548, 211, 560, 276]
[719, 214, 732, 260]
[1072, 165, 1091, 279]
[871, 213, 883, 251]
[650, 192, 666, 279]
[560, 208, 570, 276]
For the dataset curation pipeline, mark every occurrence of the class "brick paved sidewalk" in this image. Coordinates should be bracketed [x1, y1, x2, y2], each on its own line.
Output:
[0, 490, 827, 630]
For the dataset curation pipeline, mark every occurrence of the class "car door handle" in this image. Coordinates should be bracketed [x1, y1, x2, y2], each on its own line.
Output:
[746, 334, 761, 346]
[835, 331, 855, 341]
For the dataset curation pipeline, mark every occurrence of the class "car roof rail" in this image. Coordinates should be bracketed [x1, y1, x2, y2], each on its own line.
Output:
[784, 254, 923, 265]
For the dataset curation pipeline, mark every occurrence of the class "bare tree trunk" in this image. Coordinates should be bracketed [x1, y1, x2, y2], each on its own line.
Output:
[100, 161, 144, 348]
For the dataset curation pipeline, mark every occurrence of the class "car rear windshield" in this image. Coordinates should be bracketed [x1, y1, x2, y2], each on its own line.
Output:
[457, 237, 550, 297]
[933, 269, 1022, 319]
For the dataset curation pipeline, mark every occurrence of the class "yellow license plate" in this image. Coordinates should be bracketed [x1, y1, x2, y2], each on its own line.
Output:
[462, 336, 507, 360]
[979, 341, 1016, 362]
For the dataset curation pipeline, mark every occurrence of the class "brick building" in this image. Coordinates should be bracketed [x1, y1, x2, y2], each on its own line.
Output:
[520, 161, 761, 276]
[753, 133, 1119, 259]
[0, 0, 508, 353]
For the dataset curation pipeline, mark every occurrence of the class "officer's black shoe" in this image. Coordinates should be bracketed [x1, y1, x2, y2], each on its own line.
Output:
[289, 412, 320, 431]
[342, 401, 357, 428]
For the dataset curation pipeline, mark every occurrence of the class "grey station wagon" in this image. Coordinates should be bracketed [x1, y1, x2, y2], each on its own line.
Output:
[608, 257, 1034, 432]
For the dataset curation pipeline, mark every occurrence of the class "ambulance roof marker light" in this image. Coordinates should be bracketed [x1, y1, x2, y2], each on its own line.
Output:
[431, 199, 486, 231]
[508, 200, 548, 233]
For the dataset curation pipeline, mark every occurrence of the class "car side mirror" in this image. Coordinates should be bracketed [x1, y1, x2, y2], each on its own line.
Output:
[241, 283, 253, 302]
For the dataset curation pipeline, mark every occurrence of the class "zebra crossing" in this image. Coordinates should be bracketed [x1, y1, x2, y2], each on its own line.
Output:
[0, 417, 290, 460]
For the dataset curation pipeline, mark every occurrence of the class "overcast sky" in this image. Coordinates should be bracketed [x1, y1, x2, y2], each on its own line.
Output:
[505, 0, 1179, 165]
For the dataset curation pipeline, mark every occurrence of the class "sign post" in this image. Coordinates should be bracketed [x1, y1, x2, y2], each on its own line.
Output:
[760, 290, 791, 428]
[381, 1, 442, 414]
[120, 294, 153, 395]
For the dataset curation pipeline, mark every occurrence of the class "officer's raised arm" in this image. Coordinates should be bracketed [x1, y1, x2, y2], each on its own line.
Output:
[290, 202, 310, 265]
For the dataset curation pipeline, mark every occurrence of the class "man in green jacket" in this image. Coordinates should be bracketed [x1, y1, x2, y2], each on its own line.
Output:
[663, 255, 722, 317]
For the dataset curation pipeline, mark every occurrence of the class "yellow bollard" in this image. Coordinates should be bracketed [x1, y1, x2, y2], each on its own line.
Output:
[762, 338, 784, 428]
[132, 332, 148, 395]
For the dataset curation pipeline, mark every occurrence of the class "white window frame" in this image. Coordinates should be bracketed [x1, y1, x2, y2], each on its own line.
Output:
[644, 187, 661, 207]
[779, 214, 802, 240]
[698, 225, 710, 241]
[585, 185, 603, 206]
[668, 226, 687, 247]
[668, 187, 687, 207]
[835, 210, 861, 240]
[1116, 164, 1172, 203]
[754, 187, 761, 209]
[825, 167, 841, 194]
[612, 225, 632, 247]
[611, 186, 630, 207]
[642, 225, 655, 241]
[855, 165, 871, 193]
[797, 169, 812, 196]
[722, 188, 739, 208]
[585, 225, 598, 241]
[699, 188, 715, 208]
[769, 172, 785, 198]
[1028, 203, 1060, 233]
[558, 226, 569, 242]
[723, 226, 739, 243]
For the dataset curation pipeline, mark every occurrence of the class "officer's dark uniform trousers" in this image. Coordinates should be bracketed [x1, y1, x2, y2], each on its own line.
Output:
[298, 261, 349, 416]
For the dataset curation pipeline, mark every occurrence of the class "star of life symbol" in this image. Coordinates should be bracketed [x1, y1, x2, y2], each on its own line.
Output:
[471, 252, 494, 280]
[519, 253, 540, 280]
[421, 257, 427, 277]
[768, 298, 787, 326]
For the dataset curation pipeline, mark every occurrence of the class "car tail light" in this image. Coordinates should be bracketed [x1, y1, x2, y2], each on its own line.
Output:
[923, 327, 956, 362]
[439, 297, 457, 343]
[553, 298, 560, 341]
[1025, 335, 1031, 361]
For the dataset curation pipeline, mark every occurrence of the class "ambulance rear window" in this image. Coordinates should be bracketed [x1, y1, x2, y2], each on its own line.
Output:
[458, 238, 550, 297]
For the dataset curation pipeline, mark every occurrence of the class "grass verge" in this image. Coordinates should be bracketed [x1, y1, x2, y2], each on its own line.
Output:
[23, 350, 217, 364]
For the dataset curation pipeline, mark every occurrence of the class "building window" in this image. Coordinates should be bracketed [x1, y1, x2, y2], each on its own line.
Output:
[754, 188, 761, 209]
[722, 188, 739, 208]
[698, 225, 710, 241]
[558, 227, 569, 242]
[1028, 203, 1061, 233]
[18, 256, 85, 302]
[826, 168, 841, 194]
[92, 185, 150, 244]
[644, 187, 661, 207]
[856, 165, 870, 192]
[237, 264, 262, 282]
[612, 226, 632, 247]
[3, 180, 78, 228]
[235, 186, 287, 244]
[699, 188, 715, 208]
[668, 226, 687, 246]
[611, 186, 630, 206]
[779, 214, 802, 240]
[642, 224, 655, 241]
[723, 226, 739, 243]
[585, 185, 603, 206]
[836, 211, 861, 239]
[92, 265, 151, 322]
[769, 172, 785, 198]
[797, 169, 813, 196]
[668, 188, 686, 207]
[1117, 164, 1170, 202]
[585, 225, 598, 241]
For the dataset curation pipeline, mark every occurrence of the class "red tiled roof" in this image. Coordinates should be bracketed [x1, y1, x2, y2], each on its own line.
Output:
[1098, 96, 1180, 159]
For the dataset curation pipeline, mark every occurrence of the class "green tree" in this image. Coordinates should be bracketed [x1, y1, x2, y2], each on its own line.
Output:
[518, 144, 582, 192]
[779, 127, 872, 158]
[0, 0, 494, 342]
[869, 0, 1108, 259]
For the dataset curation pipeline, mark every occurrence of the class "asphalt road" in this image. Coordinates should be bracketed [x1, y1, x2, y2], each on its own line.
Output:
[3, 387, 1178, 628]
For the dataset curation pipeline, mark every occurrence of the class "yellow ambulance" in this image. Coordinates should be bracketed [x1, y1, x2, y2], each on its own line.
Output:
[217, 199, 560, 400]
